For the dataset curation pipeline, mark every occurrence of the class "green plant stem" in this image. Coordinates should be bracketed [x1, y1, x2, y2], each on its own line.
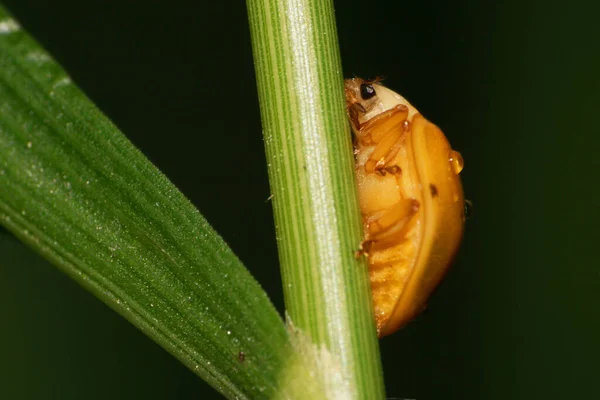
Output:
[0, 5, 294, 399]
[246, 0, 385, 398]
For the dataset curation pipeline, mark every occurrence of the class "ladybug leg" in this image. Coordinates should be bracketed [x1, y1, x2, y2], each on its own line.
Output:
[355, 198, 419, 261]
[355, 239, 373, 259]
[364, 128, 408, 174]
[375, 161, 402, 177]
[359, 107, 409, 175]
[365, 199, 420, 246]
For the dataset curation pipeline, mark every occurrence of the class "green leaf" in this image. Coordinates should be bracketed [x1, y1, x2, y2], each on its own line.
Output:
[247, 0, 386, 398]
[0, 5, 293, 399]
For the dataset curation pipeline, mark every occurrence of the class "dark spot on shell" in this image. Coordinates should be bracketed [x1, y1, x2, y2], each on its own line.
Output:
[429, 184, 438, 197]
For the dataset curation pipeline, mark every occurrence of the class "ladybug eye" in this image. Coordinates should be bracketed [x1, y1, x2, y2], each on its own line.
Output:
[360, 83, 376, 100]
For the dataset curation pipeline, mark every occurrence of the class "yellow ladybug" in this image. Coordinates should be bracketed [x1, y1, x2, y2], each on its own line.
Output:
[345, 78, 466, 337]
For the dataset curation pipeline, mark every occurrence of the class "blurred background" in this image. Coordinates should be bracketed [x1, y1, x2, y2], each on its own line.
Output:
[1, 0, 598, 399]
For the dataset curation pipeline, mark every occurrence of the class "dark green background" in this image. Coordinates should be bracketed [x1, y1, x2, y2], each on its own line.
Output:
[1, 0, 598, 399]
